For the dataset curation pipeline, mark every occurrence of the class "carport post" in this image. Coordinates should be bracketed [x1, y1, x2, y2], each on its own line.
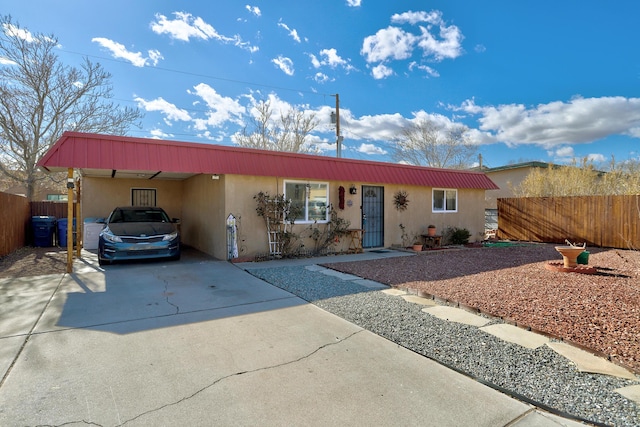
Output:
[75, 178, 82, 259]
[66, 168, 74, 273]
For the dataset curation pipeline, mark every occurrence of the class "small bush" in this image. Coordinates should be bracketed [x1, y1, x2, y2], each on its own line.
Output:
[444, 227, 471, 245]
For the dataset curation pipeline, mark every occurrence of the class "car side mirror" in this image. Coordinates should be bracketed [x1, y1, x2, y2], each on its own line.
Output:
[172, 218, 181, 224]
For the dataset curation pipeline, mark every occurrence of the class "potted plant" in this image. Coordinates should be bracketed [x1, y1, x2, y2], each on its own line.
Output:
[427, 224, 436, 236]
[411, 233, 423, 251]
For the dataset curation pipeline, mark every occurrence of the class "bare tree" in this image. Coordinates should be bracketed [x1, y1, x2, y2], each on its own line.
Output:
[392, 118, 477, 168]
[235, 100, 319, 154]
[0, 15, 143, 200]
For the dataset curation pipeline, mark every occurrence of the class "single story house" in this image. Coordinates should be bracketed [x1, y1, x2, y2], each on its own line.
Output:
[38, 132, 498, 260]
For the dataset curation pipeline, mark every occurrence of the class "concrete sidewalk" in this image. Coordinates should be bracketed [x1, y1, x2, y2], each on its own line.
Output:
[0, 249, 583, 426]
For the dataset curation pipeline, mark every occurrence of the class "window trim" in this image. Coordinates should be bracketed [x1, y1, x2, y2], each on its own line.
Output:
[432, 188, 458, 213]
[283, 180, 330, 224]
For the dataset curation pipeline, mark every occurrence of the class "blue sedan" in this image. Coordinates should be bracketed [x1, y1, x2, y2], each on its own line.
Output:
[98, 207, 180, 266]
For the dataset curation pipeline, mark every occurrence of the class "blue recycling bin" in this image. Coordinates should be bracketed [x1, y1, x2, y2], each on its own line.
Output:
[32, 216, 56, 247]
[57, 218, 76, 248]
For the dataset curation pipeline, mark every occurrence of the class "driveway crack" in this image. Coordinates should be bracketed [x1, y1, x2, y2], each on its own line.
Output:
[119, 329, 363, 426]
[162, 278, 179, 314]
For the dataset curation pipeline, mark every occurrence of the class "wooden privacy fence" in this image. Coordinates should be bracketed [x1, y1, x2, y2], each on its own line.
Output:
[0, 196, 78, 257]
[0, 192, 30, 257]
[30, 201, 77, 218]
[497, 195, 640, 249]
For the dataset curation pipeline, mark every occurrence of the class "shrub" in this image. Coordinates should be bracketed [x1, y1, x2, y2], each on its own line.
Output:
[444, 227, 471, 245]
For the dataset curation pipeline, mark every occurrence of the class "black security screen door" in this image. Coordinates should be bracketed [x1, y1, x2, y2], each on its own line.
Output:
[361, 185, 384, 248]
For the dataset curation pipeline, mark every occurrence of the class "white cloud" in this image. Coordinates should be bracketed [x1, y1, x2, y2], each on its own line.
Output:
[409, 61, 439, 77]
[92, 38, 163, 67]
[553, 146, 575, 158]
[371, 63, 394, 79]
[587, 153, 606, 163]
[335, 110, 409, 142]
[346, 0, 361, 6]
[0, 57, 16, 65]
[151, 12, 217, 41]
[417, 22, 464, 61]
[272, 55, 295, 75]
[318, 48, 346, 67]
[391, 10, 442, 25]
[277, 21, 301, 43]
[309, 54, 321, 68]
[245, 5, 261, 17]
[309, 48, 354, 72]
[187, 83, 245, 130]
[149, 128, 173, 139]
[151, 12, 256, 51]
[313, 72, 330, 84]
[2, 23, 36, 42]
[361, 10, 463, 78]
[361, 26, 416, 63]
[134, 97, 192, 123]
[357, 143, 387, 155]
[459, 96, 640, 148]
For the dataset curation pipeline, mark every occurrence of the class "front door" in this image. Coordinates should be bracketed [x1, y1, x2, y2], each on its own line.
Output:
[361, 185, 384, 248]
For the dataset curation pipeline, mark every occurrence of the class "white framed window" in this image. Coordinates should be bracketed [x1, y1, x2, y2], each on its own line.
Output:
[432, 189, 457, 213]
[284, 180, 329, 223]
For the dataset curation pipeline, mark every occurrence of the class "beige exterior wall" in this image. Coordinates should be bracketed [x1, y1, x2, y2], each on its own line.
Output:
[484, 167, 533, 209]
[381, 185, 486, 245]
[81, 174, 487, 260]
[180, 174, 225, 257]
[81, 177, 184, 220]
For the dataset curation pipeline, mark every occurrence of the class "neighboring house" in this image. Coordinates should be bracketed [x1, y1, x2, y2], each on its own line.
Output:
[478, 162, 554, 234]
[481, 161, 554, 210]
[2, 183, 67, 201]
[37, 132, 498, 260]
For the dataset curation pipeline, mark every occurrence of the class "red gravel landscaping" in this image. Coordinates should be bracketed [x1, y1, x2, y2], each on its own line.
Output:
[322, 243, 640, 373]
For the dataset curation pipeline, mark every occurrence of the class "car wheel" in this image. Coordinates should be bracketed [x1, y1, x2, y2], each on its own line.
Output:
[98, 257, 110, 266]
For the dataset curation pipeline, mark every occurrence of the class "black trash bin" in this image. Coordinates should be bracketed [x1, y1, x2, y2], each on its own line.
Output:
[57, 218, 76, 248]
[32, 216, 56, 247]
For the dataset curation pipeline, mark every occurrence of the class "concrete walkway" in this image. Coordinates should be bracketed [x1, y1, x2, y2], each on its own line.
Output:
[0, 249, 585, 426]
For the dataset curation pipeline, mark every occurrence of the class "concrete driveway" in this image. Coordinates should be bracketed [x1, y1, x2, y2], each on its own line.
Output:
[0, 249, 581, 426]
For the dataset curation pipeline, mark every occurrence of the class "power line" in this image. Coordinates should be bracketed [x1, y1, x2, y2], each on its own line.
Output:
[57, 47, 334, 98]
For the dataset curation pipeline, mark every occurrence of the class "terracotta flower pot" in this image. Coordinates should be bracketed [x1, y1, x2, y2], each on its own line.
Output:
[412, 244, 423, 251]
[427, 227, 436, 236]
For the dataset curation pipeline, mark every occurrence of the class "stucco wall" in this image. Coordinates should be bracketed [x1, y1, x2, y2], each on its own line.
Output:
[81, 174, 487, 260]
[484, 168, 533, 209]
[180, 174, 225, 257]
[81, 177, 184, 220]
[382, 185, 485, 246]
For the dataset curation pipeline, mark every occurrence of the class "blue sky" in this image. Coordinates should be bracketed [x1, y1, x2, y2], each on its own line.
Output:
[4, 1, 640, 168]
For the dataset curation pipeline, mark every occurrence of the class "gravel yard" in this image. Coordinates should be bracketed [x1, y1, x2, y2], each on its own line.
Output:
[322, 243, 640, 374]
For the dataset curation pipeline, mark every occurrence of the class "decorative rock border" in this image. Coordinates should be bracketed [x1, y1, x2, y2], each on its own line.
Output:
[544, 261, 597, 274]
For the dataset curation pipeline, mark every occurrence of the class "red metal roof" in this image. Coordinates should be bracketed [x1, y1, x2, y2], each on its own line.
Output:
[37, 132, 499, 190]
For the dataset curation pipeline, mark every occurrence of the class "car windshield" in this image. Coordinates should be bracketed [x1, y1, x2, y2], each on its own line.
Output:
[109, 209, 170, 223]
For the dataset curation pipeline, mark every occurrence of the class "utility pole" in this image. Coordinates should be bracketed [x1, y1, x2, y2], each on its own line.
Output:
[331, 93, 343, 158]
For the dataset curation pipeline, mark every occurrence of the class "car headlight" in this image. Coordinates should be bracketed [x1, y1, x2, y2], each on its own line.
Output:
[100, 227, 123, 243]
[163, 231, 178, 241]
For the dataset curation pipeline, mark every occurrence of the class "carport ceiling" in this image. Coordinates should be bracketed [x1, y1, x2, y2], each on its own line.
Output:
[79, 168, 196, 180]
